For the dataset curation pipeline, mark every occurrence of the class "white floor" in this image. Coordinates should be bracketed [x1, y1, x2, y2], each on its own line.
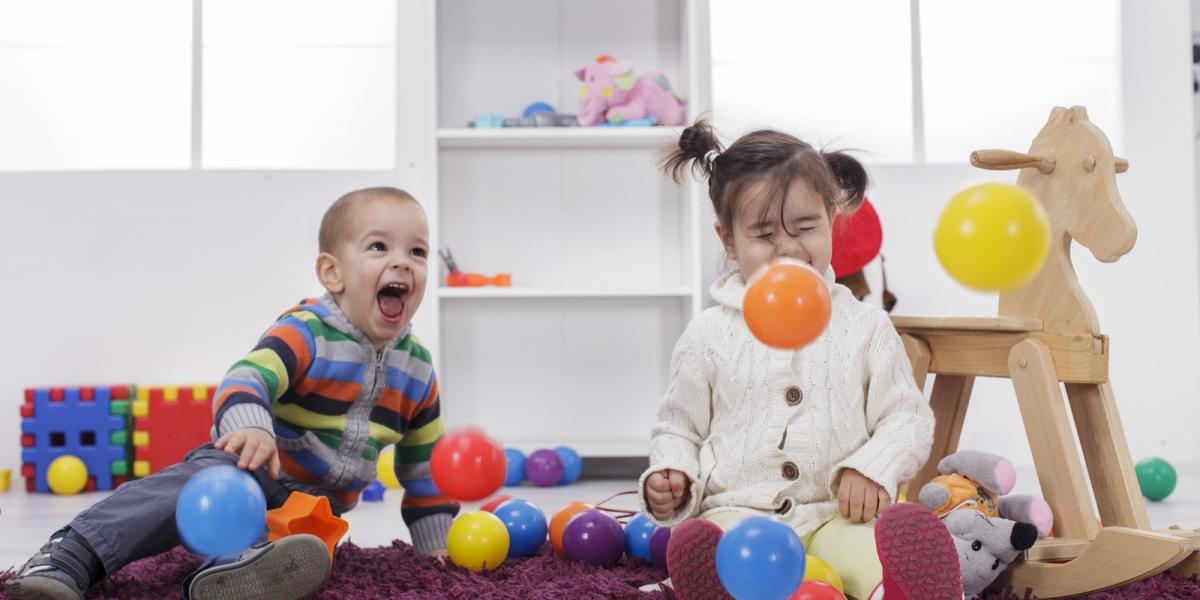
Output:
[0, 466, 1197, 572]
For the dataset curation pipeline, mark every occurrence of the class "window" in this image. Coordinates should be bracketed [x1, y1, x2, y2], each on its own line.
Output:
[201, 0, 397, 169]
[920, 0, 1121, 161]
[0, 0, 192, 170]
[709, 0, 1121, 163]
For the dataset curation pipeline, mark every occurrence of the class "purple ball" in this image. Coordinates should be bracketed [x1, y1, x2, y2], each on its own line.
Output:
[525, 449, 564, 487]
[649, 526, 671, 571]
[562, 509, 625, 567]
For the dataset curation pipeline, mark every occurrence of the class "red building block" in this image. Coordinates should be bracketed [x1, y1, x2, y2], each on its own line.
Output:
[133, 385, 216, 477]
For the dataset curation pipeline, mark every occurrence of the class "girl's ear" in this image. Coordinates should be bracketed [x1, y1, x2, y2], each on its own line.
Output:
[714, 221, 736, 259]
[317, 252, 345, 294]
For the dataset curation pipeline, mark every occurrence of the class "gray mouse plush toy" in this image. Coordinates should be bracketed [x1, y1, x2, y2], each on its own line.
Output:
[918, 451, 1053, 598]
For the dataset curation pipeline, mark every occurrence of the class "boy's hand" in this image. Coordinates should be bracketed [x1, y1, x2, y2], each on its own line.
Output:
[215, 427, 281, 479]
[429, 548, 449, 564]
[837, 468, 890, 523]
[645, 469, 690, 521]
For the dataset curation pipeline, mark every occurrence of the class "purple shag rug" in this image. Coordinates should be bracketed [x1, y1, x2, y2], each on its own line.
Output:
[0, 540, 670, 600]
[0, 540, 1196, 599]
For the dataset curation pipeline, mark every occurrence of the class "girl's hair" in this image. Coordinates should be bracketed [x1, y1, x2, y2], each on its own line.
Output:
[662, 119, 868, 237]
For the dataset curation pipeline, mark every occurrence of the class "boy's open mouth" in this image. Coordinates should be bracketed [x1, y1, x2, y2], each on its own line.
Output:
[377, 282, 409, 321]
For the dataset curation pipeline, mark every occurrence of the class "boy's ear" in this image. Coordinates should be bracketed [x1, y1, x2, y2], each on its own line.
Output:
[316, 252, 345, 294]
[714, 221, 736, 259]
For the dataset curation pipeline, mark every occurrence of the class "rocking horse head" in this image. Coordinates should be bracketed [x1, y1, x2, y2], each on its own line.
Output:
[971, 106, 1136, 263]
[971, 106, 1136, 334]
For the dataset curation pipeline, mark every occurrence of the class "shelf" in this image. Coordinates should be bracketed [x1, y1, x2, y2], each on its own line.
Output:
[436, 127, 679, 149]
[439, 286, 693, 299]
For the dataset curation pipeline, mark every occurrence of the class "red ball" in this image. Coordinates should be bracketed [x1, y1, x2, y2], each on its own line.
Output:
[479, 495, 513, 513]
[788, 580, 847, 600]
[430, 427, 507, 501]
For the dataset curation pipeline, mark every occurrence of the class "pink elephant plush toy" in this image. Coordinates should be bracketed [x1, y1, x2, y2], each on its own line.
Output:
[575, 55, 685, 127]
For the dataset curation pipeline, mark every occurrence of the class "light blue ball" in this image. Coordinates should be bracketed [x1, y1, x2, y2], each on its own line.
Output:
[554, 446, 583, 485]
[624, 513, 657, 562]
[504, 448, 526, 486]
[494, 498, 548, 557]
[715, 516, 806, 600]
[175, 465, 266, 557]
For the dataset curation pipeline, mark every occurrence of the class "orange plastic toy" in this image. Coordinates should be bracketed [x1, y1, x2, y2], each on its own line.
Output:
[439, 248, 511, 287]
[266, 491, 349, 559]
[743, 259, 832, 350]
[549, 502, 593, 556]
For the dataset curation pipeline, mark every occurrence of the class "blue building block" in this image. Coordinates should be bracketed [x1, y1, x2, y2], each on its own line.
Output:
[21, 386, 130, 493]
[362, 480, 386, 502]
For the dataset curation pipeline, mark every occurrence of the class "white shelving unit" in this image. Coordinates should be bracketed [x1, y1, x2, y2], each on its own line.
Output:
[419, 0, 711, 458]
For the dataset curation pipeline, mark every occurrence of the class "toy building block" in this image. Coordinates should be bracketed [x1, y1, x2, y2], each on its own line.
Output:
[361, 480, 385, 502]
[20, 386, 132, 493]
[267, 491, 349, 559]
[132, 385, 216, 478]
[0, 469, 11, 492]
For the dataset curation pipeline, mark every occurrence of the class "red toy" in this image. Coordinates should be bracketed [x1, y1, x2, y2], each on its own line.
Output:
[133, 385, 216, 477]
[429, 426, 506, 501]
[439, 248, 511, 287]
[788, 580, 847, 600]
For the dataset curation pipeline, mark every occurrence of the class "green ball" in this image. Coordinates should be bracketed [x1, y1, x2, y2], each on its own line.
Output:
[1135, 457, 1177, 502]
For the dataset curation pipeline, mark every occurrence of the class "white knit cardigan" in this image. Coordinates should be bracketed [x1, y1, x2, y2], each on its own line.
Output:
[638, 266, 934, 536]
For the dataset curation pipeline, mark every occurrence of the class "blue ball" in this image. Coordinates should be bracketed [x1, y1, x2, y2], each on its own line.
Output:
[494, 498, 548, 557]
[715, 516, 806, 600]
[624, 513, 657, 562]
[522, 102, 555, 117]
[553, 446, 582, 485]
[504, 449, 526, 486]
[175, 465, 266, 557]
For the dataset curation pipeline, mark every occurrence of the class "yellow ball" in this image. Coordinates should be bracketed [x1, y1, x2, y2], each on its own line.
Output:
[934, 183, 1051, 291]
[47, 455, 88, 495]
[377, 449, 401, 489]
[803, 554, 844, 593]
[447, 511, 509, 573]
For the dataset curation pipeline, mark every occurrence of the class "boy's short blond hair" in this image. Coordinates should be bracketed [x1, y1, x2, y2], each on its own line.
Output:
[319, 187, 417, 253]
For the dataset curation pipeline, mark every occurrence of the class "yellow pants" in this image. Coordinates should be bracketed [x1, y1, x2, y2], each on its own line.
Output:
[703, 508, 882, 600]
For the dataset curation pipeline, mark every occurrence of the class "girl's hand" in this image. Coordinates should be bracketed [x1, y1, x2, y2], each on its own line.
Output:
[428, 548, 449, 564]
[214, 427, 281, 480]
[837, 468, 890, 523]
[645, 469, 690, 521]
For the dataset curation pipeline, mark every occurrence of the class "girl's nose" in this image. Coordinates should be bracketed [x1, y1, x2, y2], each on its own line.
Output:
[775, 238, 809, 261]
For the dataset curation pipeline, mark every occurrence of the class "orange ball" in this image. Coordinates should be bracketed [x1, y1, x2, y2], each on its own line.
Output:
[743, 260, 832, 349]
[549, 502, 593, 556]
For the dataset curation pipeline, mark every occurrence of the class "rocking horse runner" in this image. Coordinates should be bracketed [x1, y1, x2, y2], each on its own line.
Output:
[893, 106, 1199, 598]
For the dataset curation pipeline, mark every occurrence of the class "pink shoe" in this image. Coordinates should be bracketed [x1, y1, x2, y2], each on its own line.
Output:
[875, 503, 963, 600]
[666, 519, 734, 600]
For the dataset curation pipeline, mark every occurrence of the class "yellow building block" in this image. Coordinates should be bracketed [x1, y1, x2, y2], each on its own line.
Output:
[163, 386, 178, 402]
[132, 400, 149, 418]
[133, 431, 149, 448]
[193, 385, 210, 401]
[137, 386, 150, 402]
[0, 469, 11, 492]
[133, 461, 150, 478]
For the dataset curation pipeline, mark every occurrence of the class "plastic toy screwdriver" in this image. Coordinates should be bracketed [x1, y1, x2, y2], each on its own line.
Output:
[439, 248, 511, 287]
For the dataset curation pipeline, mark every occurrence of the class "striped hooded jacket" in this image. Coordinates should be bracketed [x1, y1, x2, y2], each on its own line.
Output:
[212, 293, 458, 553]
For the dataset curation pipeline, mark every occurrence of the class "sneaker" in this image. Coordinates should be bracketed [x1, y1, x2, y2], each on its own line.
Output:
[875, 503, 963, 600]
[185, 534, 332, 600]
[665, 519, 733, 600]
[5, 531, 94, 600]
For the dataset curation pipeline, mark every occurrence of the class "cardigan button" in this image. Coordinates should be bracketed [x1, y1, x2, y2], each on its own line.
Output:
[775, 498, 793, 515]
[785, 386, 802, 405]
[782, 462, 799, 480]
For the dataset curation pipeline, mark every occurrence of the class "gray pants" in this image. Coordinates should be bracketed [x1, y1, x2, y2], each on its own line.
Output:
[68, 444, 294, 577]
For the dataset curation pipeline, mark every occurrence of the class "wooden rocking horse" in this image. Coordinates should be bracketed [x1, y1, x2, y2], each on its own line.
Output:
[893, 106, 1200, 598]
